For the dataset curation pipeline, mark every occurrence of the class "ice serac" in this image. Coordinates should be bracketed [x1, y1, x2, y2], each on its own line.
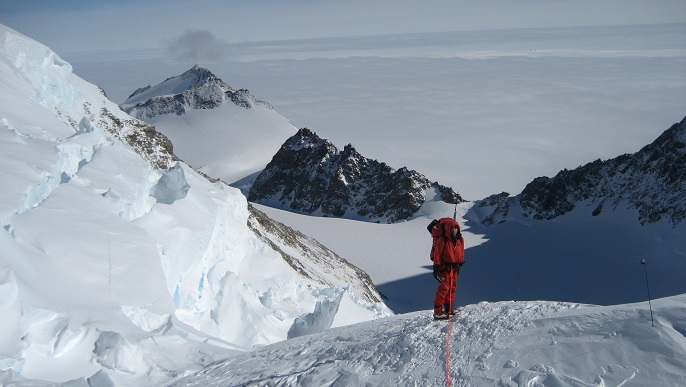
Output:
[120, 65, 297, 186]
[0, 24, 390, 386]
[150, 162, 190, 204]
[470, 116, 686, 226]
[248, 128, 465, 223]
[287, 290, 343, 339]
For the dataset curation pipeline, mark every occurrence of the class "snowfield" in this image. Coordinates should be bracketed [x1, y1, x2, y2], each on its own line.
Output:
[172, 295, 686, 386]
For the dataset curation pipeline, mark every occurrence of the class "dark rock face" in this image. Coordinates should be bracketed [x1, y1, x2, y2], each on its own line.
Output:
[123, 66, 271, 119]
[474, 116, 686, 226]
[249, 128, 464, 223]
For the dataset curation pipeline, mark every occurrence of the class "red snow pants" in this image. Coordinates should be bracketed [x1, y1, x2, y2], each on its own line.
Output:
[434, 266, 459, 308]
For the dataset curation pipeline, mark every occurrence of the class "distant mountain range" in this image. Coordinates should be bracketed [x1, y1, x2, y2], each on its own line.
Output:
[123, 66, 465, 223]
[470, 116, 686, 226]
[248, 128, 465, 223]
[121, 66, 686, 228]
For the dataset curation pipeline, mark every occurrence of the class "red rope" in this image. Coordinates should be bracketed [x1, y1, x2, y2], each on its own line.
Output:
[445, 314, 452, 386]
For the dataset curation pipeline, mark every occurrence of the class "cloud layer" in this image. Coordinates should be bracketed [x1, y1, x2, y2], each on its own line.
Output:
[58, 23, 686, 199]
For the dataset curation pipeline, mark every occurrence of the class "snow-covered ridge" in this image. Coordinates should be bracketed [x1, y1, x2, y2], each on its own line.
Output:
[121, 65, 272, 119]
[1, 25, 176, 230]
[172, 294, 686, 386]
[249, 128, 465, 223]
[2, 26, 176, 172]
[0, 24, 390, 386]
[471, 116, 686, 226]
[247, 204, 382, 305]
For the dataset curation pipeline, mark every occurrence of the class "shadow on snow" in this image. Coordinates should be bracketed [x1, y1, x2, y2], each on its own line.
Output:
[379, 215, 686, 314]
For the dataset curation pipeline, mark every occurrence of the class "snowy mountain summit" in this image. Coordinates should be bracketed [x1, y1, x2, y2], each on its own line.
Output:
[472, 116, 686, 226]
[120, 66, 297, 186]
[121, 65, 271, 118]
[249, 128, 465, 222]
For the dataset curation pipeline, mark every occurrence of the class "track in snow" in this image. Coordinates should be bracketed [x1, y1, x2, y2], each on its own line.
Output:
[171, 296, 686, 386]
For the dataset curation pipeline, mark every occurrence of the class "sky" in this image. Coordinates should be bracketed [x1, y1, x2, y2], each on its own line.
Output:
[1, 0, 685, 55]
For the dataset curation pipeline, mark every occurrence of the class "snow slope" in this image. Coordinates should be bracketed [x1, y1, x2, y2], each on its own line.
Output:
[0, 24, 389, 386]
[173, 294, 686, 386]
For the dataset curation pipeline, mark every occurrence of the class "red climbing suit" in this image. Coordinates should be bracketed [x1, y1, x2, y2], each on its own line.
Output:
[430, 218, 465, 311]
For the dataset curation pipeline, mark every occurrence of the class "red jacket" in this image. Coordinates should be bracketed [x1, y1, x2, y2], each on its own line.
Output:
[430, 218, 465, 266]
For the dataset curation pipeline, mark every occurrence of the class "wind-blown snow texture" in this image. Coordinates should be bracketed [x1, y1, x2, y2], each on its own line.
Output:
[249, 128, 464, 223]
[0, 24, 389, 386]
[173, 295, 686, 386]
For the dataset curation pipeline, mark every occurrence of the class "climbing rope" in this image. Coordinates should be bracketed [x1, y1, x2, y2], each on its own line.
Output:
[445, 315, 452, 387]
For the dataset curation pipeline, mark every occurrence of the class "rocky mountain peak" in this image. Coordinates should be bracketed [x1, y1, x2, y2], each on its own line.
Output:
[286, 127, 329, 148]
[471, 115, 686, 226]
[121, 66, 271, 120]
[126, 65, 226, 101]
[249, 128, 465, 223]
[180, 64, 226, 87]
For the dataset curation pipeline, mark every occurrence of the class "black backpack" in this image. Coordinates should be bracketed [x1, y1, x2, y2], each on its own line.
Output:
[427, 219, 440, 235]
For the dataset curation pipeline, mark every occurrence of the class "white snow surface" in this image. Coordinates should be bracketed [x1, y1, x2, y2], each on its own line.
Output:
[142, 101, 296, 187]
[173, 295, 686, 386]
[0, 24, 388, 386]
[257, 199, 686, 314]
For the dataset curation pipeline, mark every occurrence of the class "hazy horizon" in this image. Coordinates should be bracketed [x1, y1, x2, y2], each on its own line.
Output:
[1, 1, 684, 199]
